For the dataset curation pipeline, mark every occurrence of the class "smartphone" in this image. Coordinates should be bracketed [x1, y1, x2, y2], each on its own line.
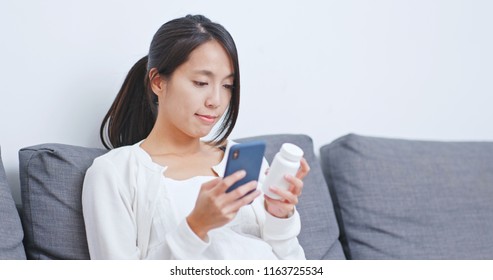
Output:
[224, 141, 266, 194]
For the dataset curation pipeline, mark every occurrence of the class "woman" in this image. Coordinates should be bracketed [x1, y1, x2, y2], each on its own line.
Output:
[82, 14, 310, 259]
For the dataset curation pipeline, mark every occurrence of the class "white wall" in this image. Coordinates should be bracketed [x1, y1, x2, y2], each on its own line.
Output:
[1, 0, 492, 204]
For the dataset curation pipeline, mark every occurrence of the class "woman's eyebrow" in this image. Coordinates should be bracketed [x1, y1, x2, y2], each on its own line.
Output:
[193, 70, 234, 79]
[194, 69, 214, 76]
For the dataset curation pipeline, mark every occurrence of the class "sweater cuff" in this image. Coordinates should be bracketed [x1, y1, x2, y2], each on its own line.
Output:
[263, 208, 301, 241]
[166, 219, 210, 259]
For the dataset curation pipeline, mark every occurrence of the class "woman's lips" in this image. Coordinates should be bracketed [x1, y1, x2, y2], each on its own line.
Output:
[195, 114, 217, 124]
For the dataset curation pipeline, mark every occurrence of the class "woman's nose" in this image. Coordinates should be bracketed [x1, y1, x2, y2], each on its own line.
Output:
[205, 86, 221, 108]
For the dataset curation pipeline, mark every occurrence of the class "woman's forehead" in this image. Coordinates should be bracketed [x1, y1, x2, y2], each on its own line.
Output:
[179, 40, 234, 78]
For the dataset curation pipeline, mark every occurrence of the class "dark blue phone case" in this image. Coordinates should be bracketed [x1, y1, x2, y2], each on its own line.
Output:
[224, 141, 266, 193]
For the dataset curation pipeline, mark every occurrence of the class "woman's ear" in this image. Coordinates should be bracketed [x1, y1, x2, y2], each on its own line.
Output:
[149, 68, 167, 96]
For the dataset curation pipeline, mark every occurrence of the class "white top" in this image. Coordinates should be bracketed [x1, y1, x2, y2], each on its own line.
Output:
[82, 140, 305, 260]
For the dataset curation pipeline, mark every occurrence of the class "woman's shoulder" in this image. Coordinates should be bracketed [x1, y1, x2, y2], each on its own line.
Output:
[95, 144, 136, 162]
[82, 145, 142, 205]
[90, 143, 146, 171]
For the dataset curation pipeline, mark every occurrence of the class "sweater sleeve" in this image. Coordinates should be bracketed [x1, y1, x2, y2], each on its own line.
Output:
[146, 221, 213, 259]
[82, 157, 141, 259]
[262, 205, 306, 259]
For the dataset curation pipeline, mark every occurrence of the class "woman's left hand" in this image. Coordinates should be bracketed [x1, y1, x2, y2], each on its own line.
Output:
[264, 157, 310, 218]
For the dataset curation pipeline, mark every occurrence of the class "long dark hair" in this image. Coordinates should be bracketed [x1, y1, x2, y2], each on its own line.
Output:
[100, 15, 240, 149]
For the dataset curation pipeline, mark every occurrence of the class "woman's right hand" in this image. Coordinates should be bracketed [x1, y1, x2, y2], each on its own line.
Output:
[186, 170, 260, 240]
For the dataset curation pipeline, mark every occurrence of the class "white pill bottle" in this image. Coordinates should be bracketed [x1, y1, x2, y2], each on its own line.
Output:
[262, 143, 304, 200]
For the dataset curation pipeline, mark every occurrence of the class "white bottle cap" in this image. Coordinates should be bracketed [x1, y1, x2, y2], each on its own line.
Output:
[280, 143, 303, 162]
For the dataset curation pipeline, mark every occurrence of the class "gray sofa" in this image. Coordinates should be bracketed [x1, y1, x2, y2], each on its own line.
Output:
[1, 133, 492, 260]
[0, 148, 25, 259]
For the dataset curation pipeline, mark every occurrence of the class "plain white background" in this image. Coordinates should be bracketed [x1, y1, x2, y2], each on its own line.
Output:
[1, 0, 492, 204]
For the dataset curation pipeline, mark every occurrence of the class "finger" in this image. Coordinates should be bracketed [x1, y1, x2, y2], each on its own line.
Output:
[226, 180, 258, 201]
[264, 195, 294, 217]
[296, 157, 310, 180]
[264, 194, 285, 204]
[215, 170, 247, 193]
[284, 174, 304, 196]
[225, 188, 261, 213]
[268, 185, 299, 205]
[264, 194, 293, 208]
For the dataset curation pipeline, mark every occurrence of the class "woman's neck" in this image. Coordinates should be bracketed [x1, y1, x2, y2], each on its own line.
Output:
[141, 128, 203, 157]
[139, 124, 224, 180]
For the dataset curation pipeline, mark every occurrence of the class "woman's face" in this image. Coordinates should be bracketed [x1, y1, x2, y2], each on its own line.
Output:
[153, 40, 234, 140]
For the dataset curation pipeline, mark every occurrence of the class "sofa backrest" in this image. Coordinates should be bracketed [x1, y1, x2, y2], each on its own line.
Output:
[237, 134, 345, 259]
[18, 134, 345, 260]
[0, 146, 26, 259]
[19, 144, 106, 259]
[320, 134, 493, 259]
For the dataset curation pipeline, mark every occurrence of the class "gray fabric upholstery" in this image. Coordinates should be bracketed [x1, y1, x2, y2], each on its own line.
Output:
[19, 144, 106, 259]
[320, 134, 493, 259]
[238, 134, 345, 260]
[18, 134, 344, 260]
[0, 147, 26, 259]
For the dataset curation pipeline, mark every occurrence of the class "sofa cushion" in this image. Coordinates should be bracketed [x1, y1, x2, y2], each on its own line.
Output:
[0, 147, 26, 259]
[19, 144, 106, 259]
[238, 134, 345, 259]
[320, 134, 493, 259]
[19, 134, 345, 260]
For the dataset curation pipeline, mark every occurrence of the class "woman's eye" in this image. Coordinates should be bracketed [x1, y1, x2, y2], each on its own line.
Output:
[193, 81, 208, 87]
[223, 84, 234, 90]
